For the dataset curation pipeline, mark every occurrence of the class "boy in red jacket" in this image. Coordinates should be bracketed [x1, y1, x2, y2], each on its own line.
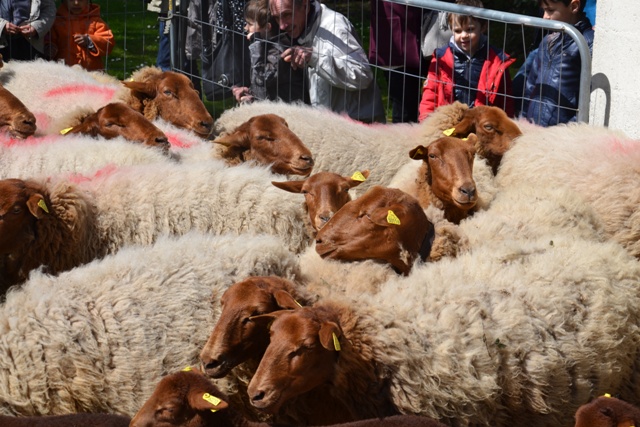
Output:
[418, 0, 515, 121]
[46, 0, 115, 71]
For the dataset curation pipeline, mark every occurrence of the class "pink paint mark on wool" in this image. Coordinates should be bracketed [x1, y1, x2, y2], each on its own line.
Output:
[66, 164, 119, 184]
[0, 134, 52, 147]
[605, 136, 640, 155]
[166, 131, 195, 148]
[45, 84, 117, 103]
[34, 112, 51, 130]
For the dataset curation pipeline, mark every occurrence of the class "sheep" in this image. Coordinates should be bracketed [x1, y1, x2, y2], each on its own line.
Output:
[209, 114, 314, 176]
[0, 160, 311, 290]
[0, 413, 131, 427]
[213, 101, 510, 191]
[444, 105, 522, 175]
[314, 185, 436, 275]
[0, 82, 36, 139]
[403, 135, 478, 224]
[272, 170, 370, 234]
[246, 233, 640, 427]
[0, 60, 214, 138]
[0, 231, 300, 417]
[61, 102, 170, 152]
[130, 369, 447, 427]
[495, 122, 640, 258]
[0, 134, 171, 180]
[574, 395, 640, 427]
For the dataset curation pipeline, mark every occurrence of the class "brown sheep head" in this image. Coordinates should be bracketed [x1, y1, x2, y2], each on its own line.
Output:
[247, 307, 343, 414]
[272, 170, 370, 232]
[315, 185, 435, 275]
[122, 70, 214, 138]
[66, 103, 170, 153]
[409, 135, 477, 224]
[199, 276, 302, 379]
[130, 369, 230, 427]
[449, 105, 522, 175]
[574, 395, 640, 427]
[0, 84, 36, 139]
[214, 114, 314, 176]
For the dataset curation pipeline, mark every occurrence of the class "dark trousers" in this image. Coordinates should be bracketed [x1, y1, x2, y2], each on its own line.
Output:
[386, 66, 424, 123]
[0, 35, 39, 61]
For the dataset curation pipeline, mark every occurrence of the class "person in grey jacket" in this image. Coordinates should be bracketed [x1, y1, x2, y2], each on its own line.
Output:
[270, 0, 386, 123]
[0, 0, 56, 60]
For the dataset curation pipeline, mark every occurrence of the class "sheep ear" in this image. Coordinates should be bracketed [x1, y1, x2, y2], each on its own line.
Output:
[213, 127, 251, 150]
[272, 289, 302, 310]
[189, 390, 229, 413]
[348, 170, 369, 188]
[271, 180, 306, 194]
[66, 112, 100, 137]
[249, 311, 287, 328]
[465, 133, 478, 145]
[122, 80, 157, 98]
[453, 108, 478, 136]
[318, 322, 342, 352]
[409, 146, 428, 161]
[370, 205, 405, 227]
[26, 193, 49, 219]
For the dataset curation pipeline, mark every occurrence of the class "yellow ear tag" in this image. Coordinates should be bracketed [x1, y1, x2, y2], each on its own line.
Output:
[387, 210, 401, 225]
[461, 137, 468, 141]
[60, 127, 73, 135]
[443, 128, 456, 136]
[294, 299, 303, 307]
[410, 147, 424, 159]
[202, 393, 222, 412]
[351, 171, 366, 182]
[332, 332, 341, 351]
[182, 366, 192, 371]
[37, 199, 49, 214]
[604, 393, 611, 398]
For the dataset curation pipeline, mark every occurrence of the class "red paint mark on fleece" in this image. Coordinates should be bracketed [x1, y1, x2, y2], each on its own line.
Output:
[45, 84, 117, 103]
[605, 136, 640, 155]
[0, 134, 55, 147]
[166, 131, 195, 148]
[67, 164, 119, 184]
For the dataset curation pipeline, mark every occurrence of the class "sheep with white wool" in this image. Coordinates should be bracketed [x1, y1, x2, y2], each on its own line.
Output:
[247, 233, 640, 427]
[0, 134, 170, 180]
[214, 101, 505, 191]
[0, 60, 214, 137]
[495, 122, 640, 258]
[0, 160, 310, 289]
[0, 232, 300, 417]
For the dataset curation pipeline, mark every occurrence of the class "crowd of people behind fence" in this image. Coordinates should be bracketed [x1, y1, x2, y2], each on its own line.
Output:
[0, 0, 596, 127]
[182, 0, 595, 127]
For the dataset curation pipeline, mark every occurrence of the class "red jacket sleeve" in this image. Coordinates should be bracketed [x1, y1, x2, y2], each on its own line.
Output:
[418, 55, 439, 122]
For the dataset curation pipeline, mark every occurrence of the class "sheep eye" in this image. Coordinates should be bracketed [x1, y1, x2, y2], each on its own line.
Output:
[428, 153, 437, 159]
[242, 317, 251, 325]
[156, 407, 175, 421]
[163, 89, 174, 97]
[257, 135, 275, 142]
[483, 124, 494, 131]
[12, 205, 22, 215]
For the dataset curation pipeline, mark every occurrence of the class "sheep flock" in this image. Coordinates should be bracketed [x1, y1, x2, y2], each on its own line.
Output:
[0, 60, 639, 427]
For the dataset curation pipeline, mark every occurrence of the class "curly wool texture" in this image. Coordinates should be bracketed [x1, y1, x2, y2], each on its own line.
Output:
[0, 59, 121, 134]
[0, 232, 300, 417]
[213, 101, 470, 192]
[496, 122, 640, 258]
[323, 235, 640, 427]
[9, 160, 310, 284]
[0, 134, 170, 180]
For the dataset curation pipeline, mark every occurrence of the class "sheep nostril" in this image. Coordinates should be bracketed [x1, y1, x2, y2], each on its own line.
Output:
[251, 391, 266, 402]
[301, 155, 314, 166]
[156, 137, 170, 145]
[459, 186, 476, 199]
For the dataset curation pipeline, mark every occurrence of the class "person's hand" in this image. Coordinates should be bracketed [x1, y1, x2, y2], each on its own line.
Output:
[19, 24, 37, 39]
[231, 86, 254, 104]
[73, 33, 90, 47]
[281, 46, 312, 70]
[4, 22, 20, 35]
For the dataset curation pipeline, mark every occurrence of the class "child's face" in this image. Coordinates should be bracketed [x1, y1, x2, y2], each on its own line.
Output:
[540, 0, 580, 25]
[451, 17, 485, 56]
[67, 0, 90, 15]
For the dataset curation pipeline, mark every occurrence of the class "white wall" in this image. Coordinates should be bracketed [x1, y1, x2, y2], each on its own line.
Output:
[590, 1, 640, 137]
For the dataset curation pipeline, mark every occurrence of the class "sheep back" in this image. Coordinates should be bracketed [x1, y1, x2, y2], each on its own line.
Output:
[0, 232, 300, 417]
